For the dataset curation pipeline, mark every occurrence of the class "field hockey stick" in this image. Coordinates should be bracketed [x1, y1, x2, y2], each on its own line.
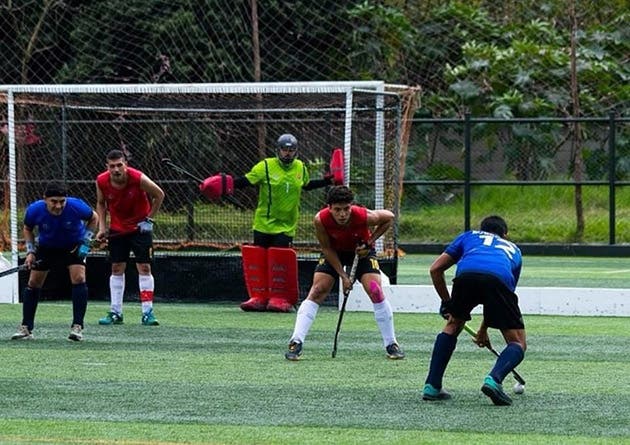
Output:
[162, 158, 245, 209]
[0, 260, 42, 278]
[162, 158, 204, 183]
[332, 254, 360, 358]
[462, 324, 526, 386]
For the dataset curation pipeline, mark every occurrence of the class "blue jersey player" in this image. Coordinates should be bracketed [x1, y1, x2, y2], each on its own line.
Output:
[422, 215, 526, 406]
[11, 181, 98, 342]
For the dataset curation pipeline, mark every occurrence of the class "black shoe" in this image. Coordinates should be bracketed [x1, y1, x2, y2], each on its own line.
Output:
[386, 343, 405, 360]
[285, 341, 303, 361]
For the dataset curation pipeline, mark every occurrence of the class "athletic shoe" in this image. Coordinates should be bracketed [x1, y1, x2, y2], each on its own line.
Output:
[240, 298, 267, 312]
[285, 341, 303, 361]
[481, 375, 513, 406]
[10, 325, 33, 340]
[68, 324, 83, 342]
[385, 343, 405, 360]
[98, 311, 123, 325]
[422, 383, 452, 401]
[141, 309, 159, 326]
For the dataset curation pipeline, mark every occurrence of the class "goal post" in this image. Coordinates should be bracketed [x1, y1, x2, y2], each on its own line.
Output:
[0, 81, 405, 302]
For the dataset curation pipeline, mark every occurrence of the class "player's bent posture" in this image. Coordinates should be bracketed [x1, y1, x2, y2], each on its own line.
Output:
[422, 215, 526, 406]
[11, 181, 98, 341]
[96, 149, 165, 326]
[199, 134, 342, 313]
[284, 185, 404, 360]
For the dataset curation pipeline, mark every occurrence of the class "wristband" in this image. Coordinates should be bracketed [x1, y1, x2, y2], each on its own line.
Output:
[26, 241, 36, 254]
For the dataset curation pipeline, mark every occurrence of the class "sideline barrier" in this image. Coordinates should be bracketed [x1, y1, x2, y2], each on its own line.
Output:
[342, 276, 630, 316]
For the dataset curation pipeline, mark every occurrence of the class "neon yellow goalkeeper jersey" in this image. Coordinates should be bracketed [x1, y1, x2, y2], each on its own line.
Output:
[245, 157, 310, 237]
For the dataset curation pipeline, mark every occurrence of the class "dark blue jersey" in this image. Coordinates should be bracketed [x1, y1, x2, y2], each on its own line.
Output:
[444, 230, 522, 291]
[24, 197, 93, 249]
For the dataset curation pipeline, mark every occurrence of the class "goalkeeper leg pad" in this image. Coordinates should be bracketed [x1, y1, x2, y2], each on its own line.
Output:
[266, 247, 298, 312]
[240, 245, 268, 311]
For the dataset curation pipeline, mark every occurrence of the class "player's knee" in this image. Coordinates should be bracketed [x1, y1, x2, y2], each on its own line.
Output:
[367, 280, 384, 303]
[306, 285, 329, 304]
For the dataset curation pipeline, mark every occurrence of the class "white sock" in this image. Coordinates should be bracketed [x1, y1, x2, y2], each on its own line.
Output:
[290, 299, 319, 344]
[110, 274, 125, 314]
[139, 274, 155, 314]
[373, 300, 396, 347]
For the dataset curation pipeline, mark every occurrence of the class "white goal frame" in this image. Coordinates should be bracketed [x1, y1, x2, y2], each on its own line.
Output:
[0, 81, 392, 303]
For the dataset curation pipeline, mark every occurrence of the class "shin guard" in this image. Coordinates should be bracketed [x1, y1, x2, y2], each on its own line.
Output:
[240, 245, 268, 311]
[266, 247, 299, 312]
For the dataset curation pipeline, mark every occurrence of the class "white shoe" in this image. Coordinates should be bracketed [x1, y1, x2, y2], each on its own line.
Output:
[11, 325, 33, 340]
[68, 324, 83, 342]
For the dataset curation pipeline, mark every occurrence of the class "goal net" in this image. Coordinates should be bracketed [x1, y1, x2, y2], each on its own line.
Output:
[0, 81, 405, 301]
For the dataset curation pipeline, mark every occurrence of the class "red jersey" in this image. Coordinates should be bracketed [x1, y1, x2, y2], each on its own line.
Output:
[318, 205, 371, 253]
[97, 167, 151, 233]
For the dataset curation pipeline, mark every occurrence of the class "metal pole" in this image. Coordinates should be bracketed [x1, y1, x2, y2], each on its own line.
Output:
[608, 112, 617, 245]
[464, 112, 472, 231]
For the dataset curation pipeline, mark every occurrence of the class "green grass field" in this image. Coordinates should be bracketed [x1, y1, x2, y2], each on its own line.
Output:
[397, 254, 630, 288]
[1, 298, 629, 445]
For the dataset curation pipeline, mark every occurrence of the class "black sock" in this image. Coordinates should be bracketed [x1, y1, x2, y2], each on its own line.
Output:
[71, 283, 88, 328]
[22, 287, 41, 331]
[425, 332, 458, 389]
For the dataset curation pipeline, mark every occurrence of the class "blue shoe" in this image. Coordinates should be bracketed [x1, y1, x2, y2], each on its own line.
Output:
[141, 310, 159, 326]
[482, 375, 512, 406]
[98, 311, 123, 325]
[422, 383, 452, 401]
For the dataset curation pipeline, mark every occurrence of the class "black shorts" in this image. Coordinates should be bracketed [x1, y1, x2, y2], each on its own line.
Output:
[33, 245, 85, 271]
[253, 231, 293, 248]
[314, 250, 380, 280]
[449, 272, 524, 330]
[108, 231, 153, 263]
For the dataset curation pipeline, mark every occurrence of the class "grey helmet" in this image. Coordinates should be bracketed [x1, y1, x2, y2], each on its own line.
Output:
[276, 134, 298, 165]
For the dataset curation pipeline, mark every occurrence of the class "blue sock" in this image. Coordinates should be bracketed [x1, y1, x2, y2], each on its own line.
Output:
[71, 283, 88, 328]
[425, 332, 457, 389]
[22, 287, 41, 331]
[490, 343, 525, 383]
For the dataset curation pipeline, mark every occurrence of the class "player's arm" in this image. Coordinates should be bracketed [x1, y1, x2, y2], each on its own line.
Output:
[314, 214, 351, 290]
[86, 210, 99, 234]
[95, 183, 109, 240]
[302, 177, 331, 190]
[364, 209, 394, 245]
[473, 318, 490, 348]
[22, 223, 36, 267]
[429, 252, 456, 303]
[233, 176, 253, 189]
[140, 174, 165, 218]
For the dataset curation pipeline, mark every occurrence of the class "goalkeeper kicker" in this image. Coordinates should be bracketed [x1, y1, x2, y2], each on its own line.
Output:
[198, 134, 344, 312]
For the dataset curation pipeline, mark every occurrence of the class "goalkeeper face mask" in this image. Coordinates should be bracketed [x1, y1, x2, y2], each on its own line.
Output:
[276, 133, 298, 165]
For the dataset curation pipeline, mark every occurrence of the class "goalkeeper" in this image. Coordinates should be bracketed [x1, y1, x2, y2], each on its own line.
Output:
[10, 181, 98, 342]
[200, 134, 343, 312]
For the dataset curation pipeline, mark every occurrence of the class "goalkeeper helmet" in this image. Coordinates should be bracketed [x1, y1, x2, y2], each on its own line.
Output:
[276, 134, 298, 165]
